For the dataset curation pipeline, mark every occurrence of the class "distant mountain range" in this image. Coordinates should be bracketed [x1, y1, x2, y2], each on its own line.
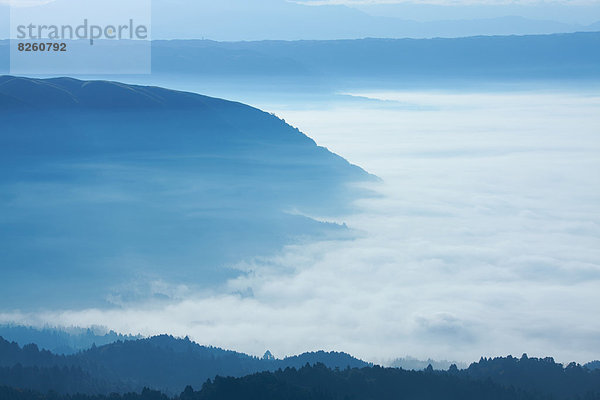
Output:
[0, 76, 373, 310]
[0, 0, 599, 41]
[2, 32, 598, 83]
[103, 0, 600, 41]
[0, 325, 141, 355]
[149, 32, 600, 82]
[1, 333, 599, 399]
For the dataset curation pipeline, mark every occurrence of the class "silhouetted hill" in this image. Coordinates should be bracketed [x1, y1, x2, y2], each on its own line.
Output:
[0, 325, 140, 355]
[192, 363, 545, 400]
[0, 335, 369, 394]
[149, 32, 600, 81]
[0, 365, 127, 395]
[587, 361, 600, 370]
[0, 386, 171, 400]
[1, 336, 599, 398]
[148, 32, 600, 83]
[460, 354, 600, 399]
[390, 356, 466, 370]
[0, 364, 565, 400]
[275, 351, 366, 371]
[1, 32, 599, 81]
[0, 76, 374, 310]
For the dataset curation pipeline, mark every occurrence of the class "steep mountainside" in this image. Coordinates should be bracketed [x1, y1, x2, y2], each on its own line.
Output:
[0, 76, 374, 310]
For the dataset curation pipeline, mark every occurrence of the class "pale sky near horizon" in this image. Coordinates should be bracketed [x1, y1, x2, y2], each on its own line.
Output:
[1, 0, 599, 40]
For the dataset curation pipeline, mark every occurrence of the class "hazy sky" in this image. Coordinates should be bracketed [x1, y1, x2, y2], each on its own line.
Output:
[3, 89, 599, 365]
[348, 1, 600, 24]
[1, 0, 599, 40]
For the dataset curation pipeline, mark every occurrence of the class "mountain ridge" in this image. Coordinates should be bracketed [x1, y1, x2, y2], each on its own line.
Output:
[149, 32, 600, 80]
[0, 76, 375, 310]
[1, 334, 599, 399]
[2, 32, 600, 81]
[0, 334, 370, 394]
[0, 76, 245, 110]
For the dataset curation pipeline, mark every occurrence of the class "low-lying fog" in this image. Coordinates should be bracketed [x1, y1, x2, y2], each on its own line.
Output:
[3, 86, 599, 365]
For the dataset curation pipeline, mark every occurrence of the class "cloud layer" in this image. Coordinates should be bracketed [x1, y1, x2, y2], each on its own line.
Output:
[2, 89, 599, 366]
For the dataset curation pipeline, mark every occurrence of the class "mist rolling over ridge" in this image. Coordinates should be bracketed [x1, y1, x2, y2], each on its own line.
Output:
[0, 76, 374, 310]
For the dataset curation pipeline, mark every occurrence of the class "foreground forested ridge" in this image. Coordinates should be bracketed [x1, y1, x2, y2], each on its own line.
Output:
[1, 362, 600, 400]
[1, 335, 599, 399]
[0, 335, 368, 394]
[587, 361, 600, 371]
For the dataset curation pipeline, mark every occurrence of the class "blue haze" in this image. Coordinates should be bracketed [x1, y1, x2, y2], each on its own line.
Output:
[0, 76, 372, 310]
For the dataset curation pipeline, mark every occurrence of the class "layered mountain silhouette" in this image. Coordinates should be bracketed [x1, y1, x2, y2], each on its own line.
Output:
[1, 334, 599, 399]
[181, 362, 600, 400]
[0, 335, 369, 394]
[0, 325, 141, 355]
[461, 355, 600, 399]
[149, 32, 600, 81]
[96, 0, 600, 41]
[0, 76, 374, 310]
[2, 32, 599, 81]
[1, 0, 599, 41]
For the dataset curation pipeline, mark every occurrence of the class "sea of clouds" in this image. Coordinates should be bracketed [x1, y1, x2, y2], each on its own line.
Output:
[2, 89, 599, 365]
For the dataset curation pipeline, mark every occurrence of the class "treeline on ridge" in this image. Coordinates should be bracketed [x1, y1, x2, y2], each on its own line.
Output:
[1, 335, 599, 399]
[2, 362, 600, 400]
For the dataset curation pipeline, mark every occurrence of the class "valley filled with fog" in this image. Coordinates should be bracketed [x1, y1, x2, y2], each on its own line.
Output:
[3, 81, 599, 365]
